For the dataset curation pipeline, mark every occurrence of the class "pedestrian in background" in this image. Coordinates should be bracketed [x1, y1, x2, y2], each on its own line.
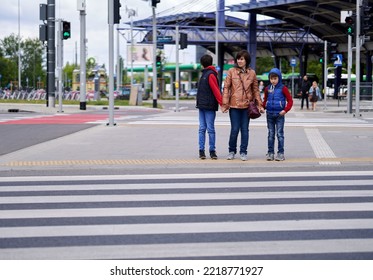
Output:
[309, 81, 322, 111]
[263, 68, 293, 161]
[222, 50, 264, 161]
[300, 75, 311, 110]
[196, 54, 222, 160]
[259, 80, 265, 101]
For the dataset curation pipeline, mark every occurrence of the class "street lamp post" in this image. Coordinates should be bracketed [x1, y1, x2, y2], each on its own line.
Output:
[127, 8, 137, 87]
[18, 0, 21, 90]
[79, 0, 87, 110]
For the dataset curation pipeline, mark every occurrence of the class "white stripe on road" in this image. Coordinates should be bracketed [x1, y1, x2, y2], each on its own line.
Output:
[2, 239, 373, 259]
[0, 219, 372, 238]
[1, 170, 373, 182]
[2, 203, 373, 219]
[1, 190, 373, 204]
[305, 128, 340, 165]
[0, 179, 372, 192]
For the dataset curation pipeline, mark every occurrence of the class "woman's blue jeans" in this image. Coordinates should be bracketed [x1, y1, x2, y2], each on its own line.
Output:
[228, 108, 249, 154]
[198, 109, 216, 152]
[266, 112, 285, 154]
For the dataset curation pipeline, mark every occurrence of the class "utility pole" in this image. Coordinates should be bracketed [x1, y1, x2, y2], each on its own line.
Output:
[152, 5, 157, 108]
[175, 25, 180, 112]
[47, 0, 56, 107]
[323, 40, 327, 111]
[347, 27, 353, 114]
[18, 0, 21, 90]
[57, 19, 63, 113]
[108, 0, 115, 126]
[116, 29, 121, 91]
[107, 0, 121, 126]
[215, 0, 219, 67]
[355, 0, 361, 117]
[78, 0, 87, 110]
[127, 7, 137, 86]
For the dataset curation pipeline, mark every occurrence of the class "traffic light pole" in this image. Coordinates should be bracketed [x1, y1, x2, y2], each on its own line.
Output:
[355, 0, 361, 117]
[107, 0, 116, 126]
[47, 0, 56, 108]
[175, 25, 180, 112]
[79, 0, 87, 110]
[57, 19, 63, 113]
[323, 40, 327, 111]
[152, 6, 157, 108]
[347, 31, 353, 114]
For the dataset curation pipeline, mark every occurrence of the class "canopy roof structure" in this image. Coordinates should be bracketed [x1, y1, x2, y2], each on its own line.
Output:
[125, 0, 373, 73]
[229, 0, 372, 48]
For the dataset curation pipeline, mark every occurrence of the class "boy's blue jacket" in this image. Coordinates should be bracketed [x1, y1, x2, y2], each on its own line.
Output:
[265, 68, 287, 114]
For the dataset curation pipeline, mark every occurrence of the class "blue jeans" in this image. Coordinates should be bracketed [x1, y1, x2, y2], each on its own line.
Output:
[266, 112, 285, 154]
[198, 109, 217, 152]
[228, 108, 249, 154]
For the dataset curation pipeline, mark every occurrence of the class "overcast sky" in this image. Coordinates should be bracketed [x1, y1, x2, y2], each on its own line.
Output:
[0, 0, 249, 67]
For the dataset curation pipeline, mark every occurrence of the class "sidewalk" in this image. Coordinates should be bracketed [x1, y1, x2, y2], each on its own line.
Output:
[0, 98, 372, 173]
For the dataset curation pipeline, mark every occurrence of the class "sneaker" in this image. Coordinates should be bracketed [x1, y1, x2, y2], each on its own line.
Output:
[227, 152, 235, 160]
[266, 153, 274, 161]
[199, 150, 206, 160]
[240, 153, 248, 161]
[275, 153, 285, 161]
[210, 150, 218, 160]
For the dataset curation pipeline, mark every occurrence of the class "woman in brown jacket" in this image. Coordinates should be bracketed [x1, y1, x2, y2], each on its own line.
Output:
[222, 50, 264, 161]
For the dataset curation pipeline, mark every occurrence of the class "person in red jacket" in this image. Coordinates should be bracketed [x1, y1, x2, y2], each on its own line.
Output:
[196, 54, 222, 159]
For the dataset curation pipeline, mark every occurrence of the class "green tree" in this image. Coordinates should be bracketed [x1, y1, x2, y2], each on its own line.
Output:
[0, 34, 45, 89]
[0, 34, 19, 85]
[21, 38, 45, 88]
[0, 57, 16, 88]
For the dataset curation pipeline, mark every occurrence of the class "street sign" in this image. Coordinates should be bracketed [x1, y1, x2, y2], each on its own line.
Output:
[290, 58, 296, 67]
[157, 36, 173, 43]
[334, 54, 343, 66]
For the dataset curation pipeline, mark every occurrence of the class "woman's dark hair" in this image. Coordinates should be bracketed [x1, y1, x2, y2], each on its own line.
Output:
[234, 50, 251, 67]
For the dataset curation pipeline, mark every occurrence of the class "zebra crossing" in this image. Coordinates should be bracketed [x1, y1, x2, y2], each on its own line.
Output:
[0, 171, 373, 260]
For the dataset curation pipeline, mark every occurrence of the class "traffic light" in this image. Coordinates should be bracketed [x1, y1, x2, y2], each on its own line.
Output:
[319, 53, 324, 64]
[345, 16, 354, 36]
[62, 21, 71, 40]
[360, 1, 372, 35]
[179, 33, 188, 49]
[39, 24, 47, 42]
[328, 42, 338, 62]
[152, 0, 160, 7]
[113, 0, 121, 24]
[156, 55, 161, 67]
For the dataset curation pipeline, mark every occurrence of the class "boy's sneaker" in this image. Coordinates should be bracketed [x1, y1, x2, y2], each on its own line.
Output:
[199, 150, 206, 160]
[227, 152, 235, 160]
[210, 150, 218, 160]
[240, 153, 248, 161]
[266, 153, 274, 161]
[275, 153, 285, 161]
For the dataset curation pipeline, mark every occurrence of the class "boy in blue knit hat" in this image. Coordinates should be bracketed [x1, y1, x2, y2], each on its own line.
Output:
[263, 68, 293, 161]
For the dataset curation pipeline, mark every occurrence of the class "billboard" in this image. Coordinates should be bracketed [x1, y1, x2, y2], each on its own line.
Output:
[127, 44, 153, 66]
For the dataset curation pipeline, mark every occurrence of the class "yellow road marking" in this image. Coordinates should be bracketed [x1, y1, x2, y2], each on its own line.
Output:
[1, 157, 373, 167]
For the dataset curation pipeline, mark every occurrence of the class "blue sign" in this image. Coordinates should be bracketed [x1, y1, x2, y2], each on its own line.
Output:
[290, 58, 296, 67]
[157, 36, 173, 43]
[334, 54, 343, 66]
[216, 66, 221, 72]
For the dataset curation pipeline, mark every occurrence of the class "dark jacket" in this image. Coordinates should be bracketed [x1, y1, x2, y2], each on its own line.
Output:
[301, 78, 311, 94]
[196, 66, 221, 111]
